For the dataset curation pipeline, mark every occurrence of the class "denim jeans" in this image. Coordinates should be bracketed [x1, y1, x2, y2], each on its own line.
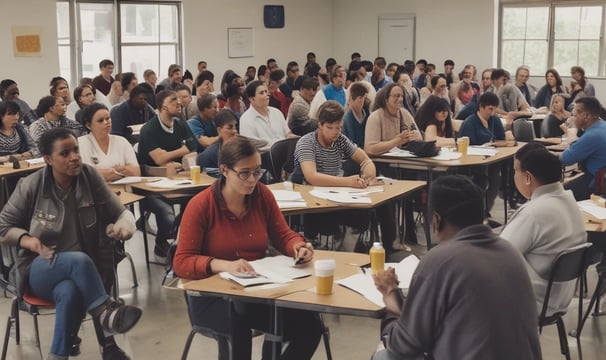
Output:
[142, 195, 176, 245]
[29, 251, 109, 357]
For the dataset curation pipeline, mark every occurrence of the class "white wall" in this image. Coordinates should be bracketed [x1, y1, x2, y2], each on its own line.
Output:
[0, 0, 60, 106]
[181, 0, 334, 82]
[332, 0, 498, 73]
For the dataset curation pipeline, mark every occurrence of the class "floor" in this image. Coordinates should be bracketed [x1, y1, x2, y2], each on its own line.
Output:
[1, 198, 605, 360]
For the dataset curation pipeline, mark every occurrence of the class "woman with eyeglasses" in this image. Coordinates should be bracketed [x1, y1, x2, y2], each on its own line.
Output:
[78, 103, 140, 182]
[67, 84, 97, 125]
[174, 135, 322, 360]
[30, 95, 86, 147]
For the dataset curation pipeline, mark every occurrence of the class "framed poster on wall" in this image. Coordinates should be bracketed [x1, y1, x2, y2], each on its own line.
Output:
[228, 27, 254, 58]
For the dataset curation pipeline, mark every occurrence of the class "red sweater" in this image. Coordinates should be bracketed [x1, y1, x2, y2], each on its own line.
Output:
[174, 181, 304, 279]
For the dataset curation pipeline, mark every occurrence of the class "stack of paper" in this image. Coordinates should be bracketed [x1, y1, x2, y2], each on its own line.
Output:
[219, 255, 312, 287]
[146, 178, 192, 188]
[467, 146, 498, 156]
[309, 186, 383, 204]
[384, 147, 416, 158]
[271, 189, 307, 209]
[336, 255, 420, 307]
[432, 151, 462, 160]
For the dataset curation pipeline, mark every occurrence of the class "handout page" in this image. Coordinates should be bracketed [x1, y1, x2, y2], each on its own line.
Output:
[146, 178, 193, 188]
[578, 200, 606, 220]
[467, 146, 499, 156]
[26, 157, 45, 164]
[271, 189, 305, 201]
[309, 190, 372, 204]
[336, 255, 420, 307]
[384, 147, 416, 158]
[312, 186, 384, 194]
[432, 151, 462, 161]
[111, 176, 146, 185]
[219, 255, 312, 287]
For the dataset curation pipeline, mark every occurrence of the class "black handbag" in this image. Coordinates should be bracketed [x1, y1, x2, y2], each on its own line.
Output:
[404, 140, 440, 157]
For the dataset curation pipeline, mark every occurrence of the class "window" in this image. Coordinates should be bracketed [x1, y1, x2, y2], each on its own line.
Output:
[56, 1, 182, 86]
[500, 1, 605, 77]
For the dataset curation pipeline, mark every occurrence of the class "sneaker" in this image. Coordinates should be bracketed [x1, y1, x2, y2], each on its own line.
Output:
[99, 301, 142, 335]
[392, 242, 412, 252]
[70, 336, 82, 356]
[102, 343, 131, 360]
[154, 240, 170, 258]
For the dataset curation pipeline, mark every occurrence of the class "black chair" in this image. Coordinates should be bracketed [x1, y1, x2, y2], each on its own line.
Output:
[268, 137, 300, 183]
[512, 119, 536, 142]
[538, 243, 592, 360]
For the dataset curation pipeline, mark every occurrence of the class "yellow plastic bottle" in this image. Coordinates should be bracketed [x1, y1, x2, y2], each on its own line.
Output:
[370, 242, 385, 275]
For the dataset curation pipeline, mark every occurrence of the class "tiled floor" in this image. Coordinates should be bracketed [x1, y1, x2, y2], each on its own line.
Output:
[1, 199, 605, 359]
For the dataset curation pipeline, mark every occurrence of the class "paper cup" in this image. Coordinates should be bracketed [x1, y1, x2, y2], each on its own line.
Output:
[190, 165, 201, 184]
[315, 259, 336, 295]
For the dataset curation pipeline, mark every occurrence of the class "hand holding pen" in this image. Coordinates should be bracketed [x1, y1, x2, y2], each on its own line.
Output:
[293, 242, 314, 265]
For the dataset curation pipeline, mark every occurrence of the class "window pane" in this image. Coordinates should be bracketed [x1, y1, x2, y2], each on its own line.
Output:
[555, 7, 581, 40]
[579, 41, 600, 76]
[502, 40, 525, 73]
[56, 2, 70, 40]
[553, 41, 579, 75]
[121, 45, 177, 80]
[58, 45, 72, 82]
[121, 3, 159, 43]
[56, 2, 71, 81]
[159, 5, 178, 42]
[159, 45, 178, 78]
[524, 40, 548, 75]
[80, 3, 114, 79]
[579, 7, 602, 39]
[502, 8, 527, 39]
[525, 7, 549, 39]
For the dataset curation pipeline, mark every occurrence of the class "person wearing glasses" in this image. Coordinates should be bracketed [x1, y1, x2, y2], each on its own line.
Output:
[174, 135, 322, 360]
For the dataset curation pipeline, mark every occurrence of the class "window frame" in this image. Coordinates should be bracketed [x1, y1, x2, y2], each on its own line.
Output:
[499, 0, 606, 77]
[56, 0, 183, 86]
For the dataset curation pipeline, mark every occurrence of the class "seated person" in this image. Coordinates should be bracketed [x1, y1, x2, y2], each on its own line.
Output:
[175, 84, 194, 121]
[414, 95, 457, 147]
[0, 100, 39, 159]
[197, 109, 238, 173]
[186, 70, 215, 119]
[458, 92, 516, 217]
[0, 79, 38, 126]
[137, 90, 197, 257]
[560, 96, 606, 200]
[372, 175, 541, 360]
[0, 128, 142, 360]
[187, 93, 219, 153]
[542, 94, 571, 138]
[268, 69, 290, 117]
[174, 136, 322, 360]
[291, 101, 381, 245]
[364, 83, 422, 245]
[30, 95, 86, 147]
[501, 143, 586, 315]
[110, 84, 155, 144]
[287, 77, 319, 136]
[78, 103, 140, 182]
[487, 68, 532, 126]
[240, 80, 290, 146]
[342, 82, 370, 176]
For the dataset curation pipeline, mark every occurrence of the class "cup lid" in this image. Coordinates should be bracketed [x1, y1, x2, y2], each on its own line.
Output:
[314, 259, 336, 270]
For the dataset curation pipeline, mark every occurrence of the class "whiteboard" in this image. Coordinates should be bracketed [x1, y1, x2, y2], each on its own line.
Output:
[378, 16, 415, 63]
[228, 27, 254, 58]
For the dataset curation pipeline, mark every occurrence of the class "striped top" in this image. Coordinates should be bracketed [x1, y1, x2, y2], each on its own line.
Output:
[29, 116, 87, 147]
[291, 130, 356, 183]
[0, 125, 39, 157]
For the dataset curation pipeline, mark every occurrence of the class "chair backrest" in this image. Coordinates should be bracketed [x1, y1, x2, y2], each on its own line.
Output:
[512, 119, 536, 142]
[268, 137, 300, 182]
[594, 167, 606, 196]
[539, 243, 592, 320]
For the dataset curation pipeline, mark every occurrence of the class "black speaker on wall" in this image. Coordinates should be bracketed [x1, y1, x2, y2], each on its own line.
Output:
[264, 5, 285, 29]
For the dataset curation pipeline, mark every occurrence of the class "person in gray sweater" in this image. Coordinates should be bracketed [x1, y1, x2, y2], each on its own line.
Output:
[372, 175, 542, 360]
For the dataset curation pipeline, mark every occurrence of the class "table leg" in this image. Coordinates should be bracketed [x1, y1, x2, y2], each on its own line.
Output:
[268, 304, 283, 360]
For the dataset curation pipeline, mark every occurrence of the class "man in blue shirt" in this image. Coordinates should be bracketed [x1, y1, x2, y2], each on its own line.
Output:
[187, 93, 219, 153]
[560, 96, 606, 200]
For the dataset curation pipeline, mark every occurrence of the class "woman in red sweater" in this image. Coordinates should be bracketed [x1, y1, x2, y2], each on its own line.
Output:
[174, 135, 322, 359]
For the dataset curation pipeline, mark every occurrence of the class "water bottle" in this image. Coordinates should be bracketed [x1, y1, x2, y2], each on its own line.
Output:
[370, 242, 385, 275]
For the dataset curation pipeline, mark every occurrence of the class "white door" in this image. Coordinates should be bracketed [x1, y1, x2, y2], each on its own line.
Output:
[378, 16, 415, 64]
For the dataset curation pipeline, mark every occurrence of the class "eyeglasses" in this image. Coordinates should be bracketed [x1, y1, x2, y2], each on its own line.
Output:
[229, 168, 266, 181]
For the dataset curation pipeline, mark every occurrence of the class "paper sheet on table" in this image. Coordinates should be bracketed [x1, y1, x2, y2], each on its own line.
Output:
[271, 189, 304, 201]
[467, 147, 498, 156]
[337, 255, 420, 307]
[312, 186, 384, 194]
[384, 147, 417, 158]
[278, 201, 308, 209]
[146, 178, 192, 188]
[432, 151, 462, 160]
[309, 190, 372, 204]
[111, 176, 146, 184]
[578, 200, 606, 220]
[219, 255, 312, 287]
[26, 158, 45, 164]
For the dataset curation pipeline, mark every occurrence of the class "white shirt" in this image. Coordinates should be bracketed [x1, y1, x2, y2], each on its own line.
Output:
[78, 134, 138, 168]
[239, 106, 289, 146]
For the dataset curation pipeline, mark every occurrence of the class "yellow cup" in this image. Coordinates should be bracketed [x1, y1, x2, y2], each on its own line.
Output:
[190, 165, 201, 184]
[315, 259, 336, 295]
[457, 136, 469, 155]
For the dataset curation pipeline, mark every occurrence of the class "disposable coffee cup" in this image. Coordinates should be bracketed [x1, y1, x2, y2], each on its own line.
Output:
[457, 136, 469, 155]
[190, 165, 201, 184]
[315, 259, 336, 295]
